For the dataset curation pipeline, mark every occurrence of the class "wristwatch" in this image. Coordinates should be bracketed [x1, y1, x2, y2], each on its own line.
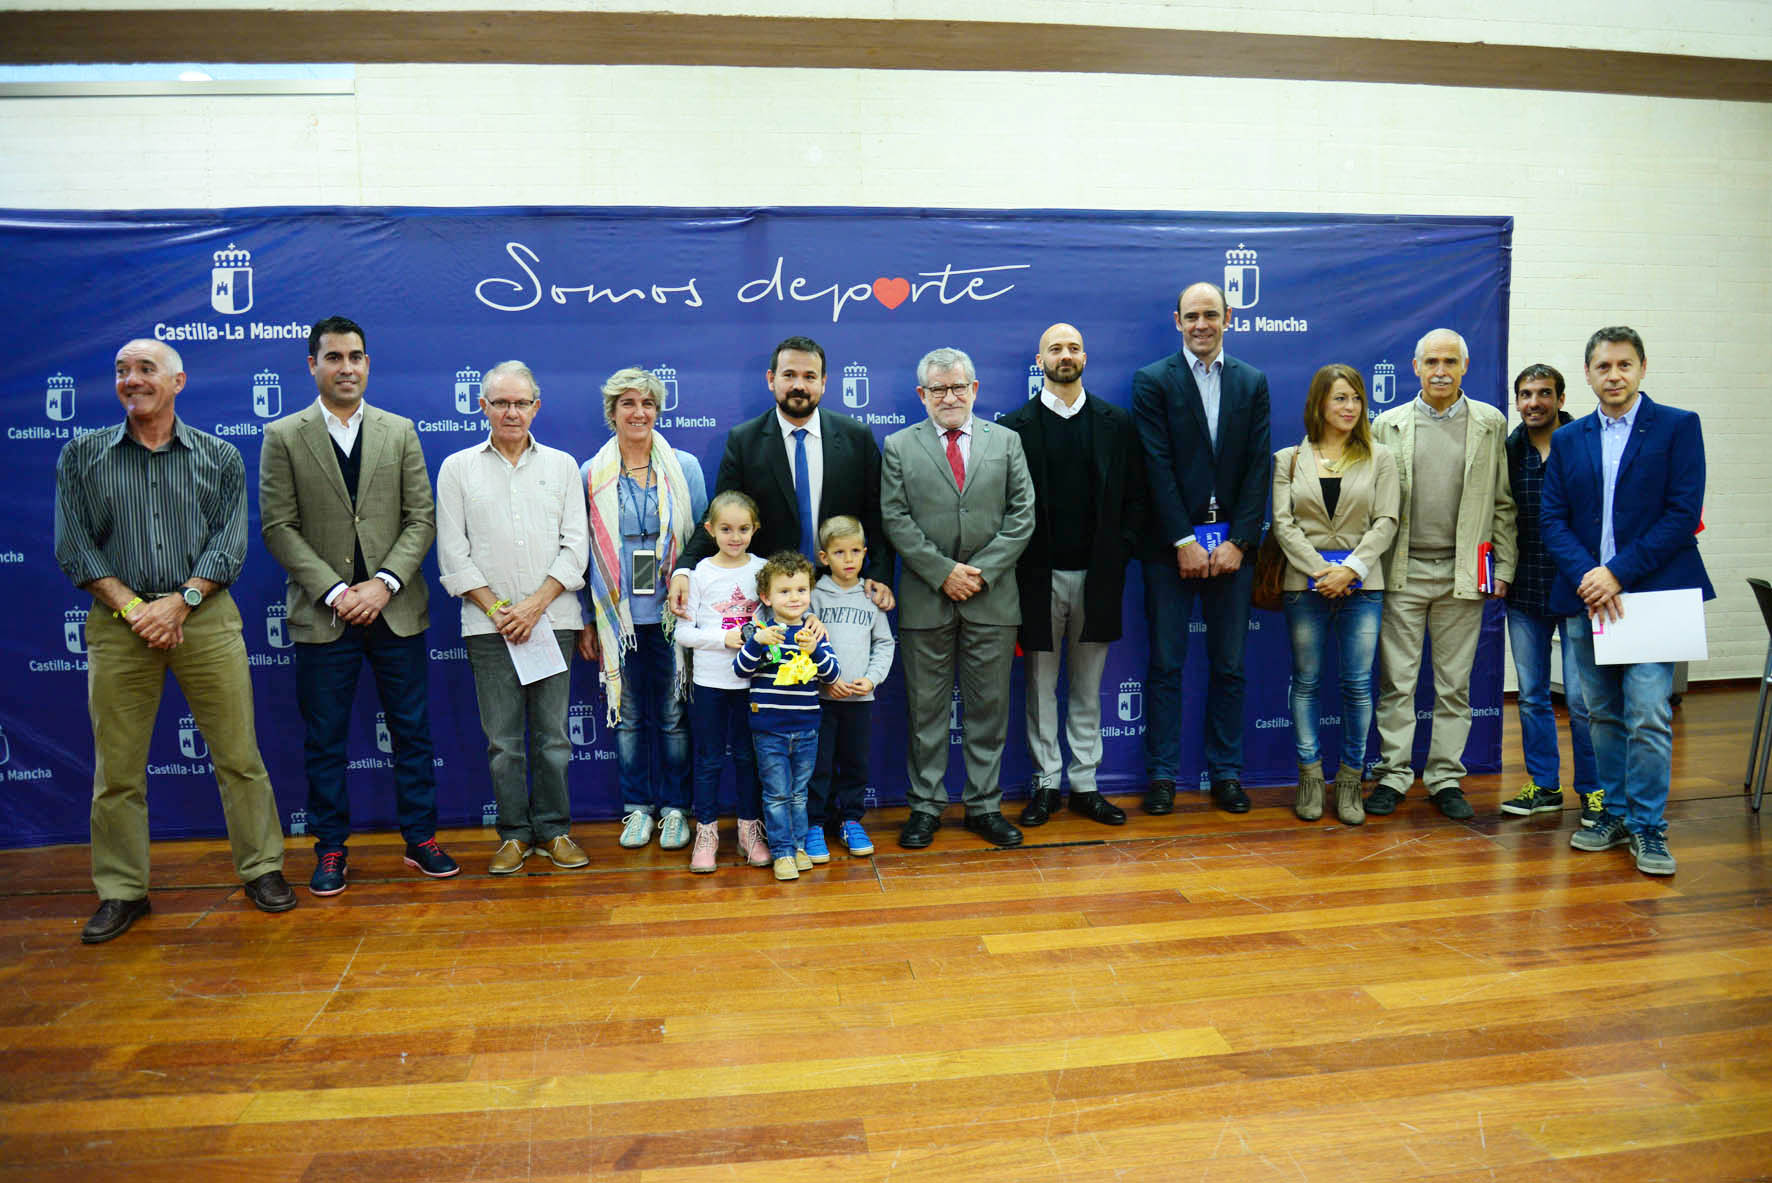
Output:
[740, 622, 758, 644]
[181, 585, 204, 609]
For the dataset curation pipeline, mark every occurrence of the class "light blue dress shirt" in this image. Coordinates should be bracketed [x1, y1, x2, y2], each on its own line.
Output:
[1192, 351, 1224, 450]
[1598, 396, 1641, 565]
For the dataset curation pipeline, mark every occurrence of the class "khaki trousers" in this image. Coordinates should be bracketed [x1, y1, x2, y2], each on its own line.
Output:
[1372, 556, 1485, 795]
[86, 590, 285, 898]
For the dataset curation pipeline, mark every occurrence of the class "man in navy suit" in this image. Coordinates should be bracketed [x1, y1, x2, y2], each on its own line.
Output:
[668, 335, 894, 612]
[1542, 326, 1713, 877]
[1133, 282, 1271, 815]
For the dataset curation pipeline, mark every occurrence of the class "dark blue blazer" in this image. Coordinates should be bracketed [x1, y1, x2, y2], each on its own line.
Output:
[1539, 393, 1713, 618]
[1131, 350, 1271, 559]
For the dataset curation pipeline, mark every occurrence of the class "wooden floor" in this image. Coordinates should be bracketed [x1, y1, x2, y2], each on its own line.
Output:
[1, 685, 1767, 1181]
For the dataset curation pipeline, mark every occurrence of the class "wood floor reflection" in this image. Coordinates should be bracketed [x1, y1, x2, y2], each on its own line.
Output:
[1, 684, 1766, 1181]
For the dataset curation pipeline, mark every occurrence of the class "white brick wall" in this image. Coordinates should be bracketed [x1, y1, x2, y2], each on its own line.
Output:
[3, 56, 1768, 677]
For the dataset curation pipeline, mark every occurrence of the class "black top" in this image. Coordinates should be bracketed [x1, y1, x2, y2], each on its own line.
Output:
[1039, 402, 1094, 569]
[1320, 476, 1341, 521]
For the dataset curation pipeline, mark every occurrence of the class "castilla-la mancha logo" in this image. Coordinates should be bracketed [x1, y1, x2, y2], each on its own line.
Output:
[654, 365, 680, 412]
[252, 370, 282, 419]
[178, 714, 208, 760]
[211, 244, 254, 315]
[64, 606, 88, 654]
[1026, 363, 1043, 399]
[568, 702, 597, 746]
[46, 373, 75, 422]
[454, 367, 481, 415]
[266, 603, 291, 649]
[1224, 244, 1259, 310]
[1371, 361, 1398, 405]
[1117, 679, 1143, 723]
[843, 363, 869, 409]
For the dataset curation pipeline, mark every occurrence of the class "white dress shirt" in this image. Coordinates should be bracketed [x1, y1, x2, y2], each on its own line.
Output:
[931, 415, 974, 474]
[777, 407, 824, 520]
[1039, 386, 1088, 419]
[435, 433, 589, 637]
[318, 396, 364, 454]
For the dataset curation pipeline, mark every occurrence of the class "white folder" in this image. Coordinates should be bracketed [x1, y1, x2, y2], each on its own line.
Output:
[1591, 588, 1708, 665]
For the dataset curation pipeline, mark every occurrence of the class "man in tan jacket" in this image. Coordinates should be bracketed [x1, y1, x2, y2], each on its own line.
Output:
[260, 315, 457, 895]
[1366, 328, 1516, 820]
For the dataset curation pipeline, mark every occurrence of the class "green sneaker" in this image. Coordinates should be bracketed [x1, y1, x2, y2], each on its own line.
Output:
[1579, 790, 1605, 829]
[1500, 782, 1565, 817]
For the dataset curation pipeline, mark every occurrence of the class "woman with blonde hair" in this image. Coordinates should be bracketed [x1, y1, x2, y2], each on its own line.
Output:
[579, 368, 707, 853]
[1270, 364, 1399, 825]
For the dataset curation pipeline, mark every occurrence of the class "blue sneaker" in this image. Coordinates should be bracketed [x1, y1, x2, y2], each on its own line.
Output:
[803, 827, 830, 864]
[839, 820, 874, 857]
[403, 838, 461, 878]
[1570, 811, 1629, 852]
[309, 848, 348, 897]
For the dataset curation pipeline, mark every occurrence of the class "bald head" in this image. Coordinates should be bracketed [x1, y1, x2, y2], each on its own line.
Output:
[1037, 321, 1087, 393]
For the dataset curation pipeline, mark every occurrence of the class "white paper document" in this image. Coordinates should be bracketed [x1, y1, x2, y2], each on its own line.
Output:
[1590, 588, 1708, 665]
[506, 628, 568, 685]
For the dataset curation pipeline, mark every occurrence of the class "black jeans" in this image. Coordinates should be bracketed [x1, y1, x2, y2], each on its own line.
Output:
[809, 698, 872, 827]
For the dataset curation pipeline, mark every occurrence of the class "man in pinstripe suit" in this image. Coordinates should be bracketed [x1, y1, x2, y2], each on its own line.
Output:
[54, 338, 294, 944]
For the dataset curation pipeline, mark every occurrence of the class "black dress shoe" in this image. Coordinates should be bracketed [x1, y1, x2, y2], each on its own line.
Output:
[1142, 779, 1176, 815]
[81, 897, 150, 945]
[1019, 788, 1061, 827]
[243, 870, 297, 913]
[1210, 779, 1252, 814]
[1068, 791, 1127, 826]
[963, 811, 1023, 847]
[898, 811, 942, 849]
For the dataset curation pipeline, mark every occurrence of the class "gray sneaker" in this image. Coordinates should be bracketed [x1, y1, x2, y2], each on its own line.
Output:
[1570, 811, 1629, 852]
[1629, 827, 1677, 876]
[618, 809, 655, 849]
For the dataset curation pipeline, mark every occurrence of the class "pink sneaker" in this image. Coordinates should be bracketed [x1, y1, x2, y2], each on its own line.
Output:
[690, 821, 719, 874]
[735, 818, 770, 867]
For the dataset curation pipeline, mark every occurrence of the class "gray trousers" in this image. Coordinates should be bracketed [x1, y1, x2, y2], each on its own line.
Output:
[465, 630, 577, 844]
[1024, 568, 1108, 793]
[900, 617, 1017, 817]
[1373, 556, 1484, 795]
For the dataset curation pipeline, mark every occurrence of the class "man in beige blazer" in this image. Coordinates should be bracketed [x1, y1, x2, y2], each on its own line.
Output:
[260, 315, 456, 896]
[1367, 328, 1516, 821]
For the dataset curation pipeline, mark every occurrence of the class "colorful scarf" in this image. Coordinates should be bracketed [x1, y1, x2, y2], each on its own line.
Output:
[584, 432, 693, 724]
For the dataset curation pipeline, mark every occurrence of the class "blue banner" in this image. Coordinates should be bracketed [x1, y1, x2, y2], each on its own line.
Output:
[0, 206, 1511, 847]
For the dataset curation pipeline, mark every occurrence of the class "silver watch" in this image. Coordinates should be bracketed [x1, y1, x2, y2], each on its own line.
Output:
[181, 586, 204, 609]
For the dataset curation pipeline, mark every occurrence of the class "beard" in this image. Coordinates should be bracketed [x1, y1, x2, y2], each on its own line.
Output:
[776, 388, 817, 417]
[1042, 360, 1084, 384]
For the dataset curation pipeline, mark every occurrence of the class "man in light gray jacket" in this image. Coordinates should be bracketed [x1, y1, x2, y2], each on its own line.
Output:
[1366, 328, 1516, 821]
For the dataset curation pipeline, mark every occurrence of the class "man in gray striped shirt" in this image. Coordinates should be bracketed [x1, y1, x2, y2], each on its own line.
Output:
[54, 339, 294, 944]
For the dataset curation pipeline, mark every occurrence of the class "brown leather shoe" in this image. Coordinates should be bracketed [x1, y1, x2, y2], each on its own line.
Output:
[489, 839, 531, 875]
[243, 870, 297, 913]
[542, 834, 589, 869]
[81, 897, 150, 944]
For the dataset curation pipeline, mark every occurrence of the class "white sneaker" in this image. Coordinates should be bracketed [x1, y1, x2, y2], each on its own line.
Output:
[618, 809, 655, 849]
[658, 808, 691, 851]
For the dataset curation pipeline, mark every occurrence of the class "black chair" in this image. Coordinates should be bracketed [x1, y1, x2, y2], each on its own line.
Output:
[1747, 578, 1772, 812]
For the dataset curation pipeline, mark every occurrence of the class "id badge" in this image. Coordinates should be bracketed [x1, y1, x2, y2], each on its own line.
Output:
[631, 548, 658, 595]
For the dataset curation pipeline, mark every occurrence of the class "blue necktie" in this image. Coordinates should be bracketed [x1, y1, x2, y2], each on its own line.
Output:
[793, 427, 815, 558]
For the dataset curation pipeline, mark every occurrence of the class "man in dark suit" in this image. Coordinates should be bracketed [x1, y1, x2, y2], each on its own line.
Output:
[1542, 326, 1713, 877]
[1133, 282, 1271, 815]
[882, 347, 1035, 850]
[668, 335, 893, 614]
[1000, 323, 1146, 828]
[260, 315, 457, 896]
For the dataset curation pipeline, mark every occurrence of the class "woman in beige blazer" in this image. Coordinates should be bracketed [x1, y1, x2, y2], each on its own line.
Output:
[1271, 364, 1399, 826]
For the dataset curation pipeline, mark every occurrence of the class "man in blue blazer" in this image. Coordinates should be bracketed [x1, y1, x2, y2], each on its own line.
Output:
[1132, 282, 1271, 815]
[1542, 326, 1713, 877]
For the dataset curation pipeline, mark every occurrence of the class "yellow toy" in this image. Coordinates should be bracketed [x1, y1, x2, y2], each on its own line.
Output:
[773, 648, 819, 686]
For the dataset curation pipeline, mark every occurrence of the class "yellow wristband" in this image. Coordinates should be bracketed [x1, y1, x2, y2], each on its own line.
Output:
[113, 596, 143, 620]
[1177, 537, 1198, 549]
[486, 598, 512, 619]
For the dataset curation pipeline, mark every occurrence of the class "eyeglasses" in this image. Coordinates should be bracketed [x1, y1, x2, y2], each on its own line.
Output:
[922, 383, 972, 400]
[487, 399, 536, 413]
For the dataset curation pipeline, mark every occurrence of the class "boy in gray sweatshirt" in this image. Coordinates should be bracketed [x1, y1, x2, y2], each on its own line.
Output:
[808, 516, 897, 859]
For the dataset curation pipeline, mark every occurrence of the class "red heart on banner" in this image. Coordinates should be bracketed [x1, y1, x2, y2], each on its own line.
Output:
[872, 276, 911, 310]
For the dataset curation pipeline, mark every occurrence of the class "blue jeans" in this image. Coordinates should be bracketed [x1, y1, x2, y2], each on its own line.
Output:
[1506, 605, 1597, 795]
[1142, 557, 1254, 783]
[616, 623, 690, 815]
[1563, 614, 1674, 834]
[752, 727, 817, 859]
[1283, 589, 1383, 772]
[295, 619, 437, 850]
[689, 685, 760, 824]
